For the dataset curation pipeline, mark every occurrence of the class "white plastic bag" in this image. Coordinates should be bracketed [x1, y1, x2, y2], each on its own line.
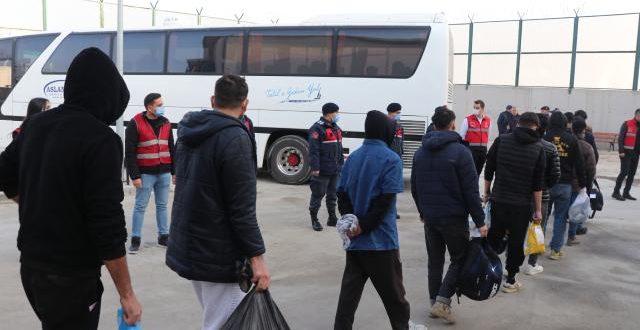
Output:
[336, 214, 359, 250]
[568, 190, 591, 224]
[469, 202, 491, 238]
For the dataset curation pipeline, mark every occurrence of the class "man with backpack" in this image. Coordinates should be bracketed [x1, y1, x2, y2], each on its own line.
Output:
[485, 112, 546, 293]
[412, 108, 487, 324]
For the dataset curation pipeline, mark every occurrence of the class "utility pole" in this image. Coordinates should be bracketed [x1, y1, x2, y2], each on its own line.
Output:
[42, 0, 47, 30]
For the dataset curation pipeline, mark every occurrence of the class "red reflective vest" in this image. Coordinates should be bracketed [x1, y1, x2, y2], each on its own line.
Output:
[464, 114, 491, 147]
[624, 119, 637, 150]
[134, 113, 172, 167]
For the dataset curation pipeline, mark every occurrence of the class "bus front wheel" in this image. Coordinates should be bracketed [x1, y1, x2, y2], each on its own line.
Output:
[267, 135, 311, 184]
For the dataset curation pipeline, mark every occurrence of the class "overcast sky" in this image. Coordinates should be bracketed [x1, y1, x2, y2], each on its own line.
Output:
[2, 0, 640, 31]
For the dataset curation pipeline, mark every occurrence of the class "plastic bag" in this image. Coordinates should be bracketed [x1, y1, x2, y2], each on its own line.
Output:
[337, 214, 359, 249]
[524, 223, 545, 256]
[117, 308, 141, 330]
[469, 202, 491, 238]
[568, 190, 591, 224]
[220, 288, 291, 330]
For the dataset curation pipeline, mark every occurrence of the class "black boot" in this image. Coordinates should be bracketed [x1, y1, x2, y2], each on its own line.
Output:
[327, 209, 338, 227]
[623, 192, 637, 201]
[310, 211, 323, 231]
[612, 191, 625, 201]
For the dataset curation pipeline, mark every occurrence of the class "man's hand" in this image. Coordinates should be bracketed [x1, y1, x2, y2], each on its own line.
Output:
[132, 178, 142, 189]
[483, 193, 490, 203]
[311, 170, 320, 177]
[533, 210, 543, 223]
[120, 294, 142, 325]
[347, 224, 362, 238]
[250, 255, 271, 292]
[620, 153, 625, 158]
[478, 225, 488, 238]
[172, 175, 176, 185]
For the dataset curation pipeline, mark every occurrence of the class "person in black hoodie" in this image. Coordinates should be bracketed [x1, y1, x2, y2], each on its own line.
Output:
[0, 48, 141, 328]
[545, 111, 585, 260]
[412, 108, 486, 324]
[166, 75, 270, 330]
[484, 112, 545, 293]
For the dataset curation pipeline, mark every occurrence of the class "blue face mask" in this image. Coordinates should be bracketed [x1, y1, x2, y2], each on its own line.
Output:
[332, 114, 340, 123]
[395, 114, 402, 121]
[155, 106, 166, 117]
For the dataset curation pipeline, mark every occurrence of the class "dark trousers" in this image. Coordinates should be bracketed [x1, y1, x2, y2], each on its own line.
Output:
[614, 151, 639, 194]
[488, 201, 532, 277]
[470, 147, 487, 176]
[309, 173, 339, 213]
[21, 265, 103, 330]
[425, 221, 469, 304]
[334, 250, 410, 330]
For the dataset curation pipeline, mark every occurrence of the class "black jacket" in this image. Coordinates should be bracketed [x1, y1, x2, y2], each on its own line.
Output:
[540, 139, 561, 200]
[544, 128, 586, 188]
[166, 110, 265, 283]
[308, 117, 344, 175]
[0, 47, 129, 275]
[125, 112, 175, 180]
[390, 120, 404, 156]
[497, 111, 514, 135]
[584, 131, 599, 163]
[411, 130, 485, 228]
[485, 127, 546, 206]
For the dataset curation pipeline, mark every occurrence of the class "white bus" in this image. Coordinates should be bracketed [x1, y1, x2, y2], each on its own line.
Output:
[0, 14, 453, 184]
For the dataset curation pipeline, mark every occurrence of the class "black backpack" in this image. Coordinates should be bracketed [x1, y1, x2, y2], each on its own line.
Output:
[589, 179, 604, 219]
[456, 238, 502, 301]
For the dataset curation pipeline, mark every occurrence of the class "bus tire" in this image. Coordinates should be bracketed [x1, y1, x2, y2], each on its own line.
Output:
[267, 135, 311, 184]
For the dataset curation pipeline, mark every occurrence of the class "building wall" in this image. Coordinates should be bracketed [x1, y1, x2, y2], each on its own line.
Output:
[453, 84, 640, 138]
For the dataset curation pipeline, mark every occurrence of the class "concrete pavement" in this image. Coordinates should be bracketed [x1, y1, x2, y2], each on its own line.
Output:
[1, 151, 639, 329]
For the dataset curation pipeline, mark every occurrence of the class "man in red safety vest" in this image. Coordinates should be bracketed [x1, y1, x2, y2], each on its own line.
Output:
[613, 108, 640, 201]
[125, 93, 175, 253]
[458, 99, 491, 175]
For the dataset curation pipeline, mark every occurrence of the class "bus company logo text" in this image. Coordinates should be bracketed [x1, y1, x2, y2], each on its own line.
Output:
[266, 83, 321, 103]
[43, 80, 65, 99]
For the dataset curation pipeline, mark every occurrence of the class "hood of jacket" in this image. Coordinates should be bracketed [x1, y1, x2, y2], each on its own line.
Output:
[178, 110, 245, 147]
[422, 130, 462, 150]
[63, 47, 130, 125]
[512, 127, 540, 144]
[364, 110, 394, 146]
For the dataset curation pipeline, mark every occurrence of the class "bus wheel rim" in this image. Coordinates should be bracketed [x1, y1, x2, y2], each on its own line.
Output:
[276, 147, 304, 176]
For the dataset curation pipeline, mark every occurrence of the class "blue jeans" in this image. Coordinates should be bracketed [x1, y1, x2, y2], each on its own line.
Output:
[131, 173, 171, 238]
[549, 184, 575, 251]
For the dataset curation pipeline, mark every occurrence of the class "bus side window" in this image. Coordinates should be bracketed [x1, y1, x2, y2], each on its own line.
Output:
[124, 32, 165, 74]
[167, 30, 242, 75]
[43, 33, 112, 74]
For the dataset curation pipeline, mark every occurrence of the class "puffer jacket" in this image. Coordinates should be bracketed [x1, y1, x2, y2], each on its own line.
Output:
[540, 139, 561, 200]
[166, 110, 265, 283]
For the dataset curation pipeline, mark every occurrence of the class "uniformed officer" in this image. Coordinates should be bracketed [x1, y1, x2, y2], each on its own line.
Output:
[308, 102, 344, 231]
[387, 102, 403, 219]
[458, 99, 491, 175]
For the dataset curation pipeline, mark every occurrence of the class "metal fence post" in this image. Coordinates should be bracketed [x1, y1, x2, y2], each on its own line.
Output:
[515, 18, 523, 87]
[633, 13, 640, 91]
[466, 20, 474, 90]
[150, 1, 159, 27]
[42, 0, 47, 31]
[196, 8, 203, 25]
[569, 13, 580, 94]
[99, 0, 104, 28]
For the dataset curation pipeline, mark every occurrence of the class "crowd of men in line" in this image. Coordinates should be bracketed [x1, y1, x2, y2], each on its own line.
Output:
[0, 47, 639, 330]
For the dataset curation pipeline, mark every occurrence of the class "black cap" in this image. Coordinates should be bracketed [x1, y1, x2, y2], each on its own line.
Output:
[506, 105, 513, 110]
[387, 103, 402, 113]
[322, 102, 339, 115]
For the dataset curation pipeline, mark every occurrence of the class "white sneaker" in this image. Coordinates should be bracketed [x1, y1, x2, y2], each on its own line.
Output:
[524, 264, 544, 276]
[502, 281, 523, 293]
[409, 320, 428, 330]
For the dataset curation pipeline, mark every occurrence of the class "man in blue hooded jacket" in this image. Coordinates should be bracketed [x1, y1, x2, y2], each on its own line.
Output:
[411, 108, 487, 324]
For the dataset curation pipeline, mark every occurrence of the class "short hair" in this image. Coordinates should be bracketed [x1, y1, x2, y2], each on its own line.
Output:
[564, 111, 574, 123]
[432, 108, 456, 130]
[572, 118, 587, 135]
[635, 108, 640, 115]
[474, 99, 485, 109]
[144, 93, 161, 109]
[387, 102, 402, 113]
[322, 102, 340, 115]
[434, 105, 448, 113]
[518, 112, 540, 128]
[574, 109, 588, 120]
[214, 75, 248, 108]
[541, 106, 550, 111]
[536, 113, 549, 135]
[26, 97, 49, 118]
[506, 105, 513, 111]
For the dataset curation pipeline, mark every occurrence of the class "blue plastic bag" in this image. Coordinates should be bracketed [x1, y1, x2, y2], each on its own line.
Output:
[118, 308, 141, 330]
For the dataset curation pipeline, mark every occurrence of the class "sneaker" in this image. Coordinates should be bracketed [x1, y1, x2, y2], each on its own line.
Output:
[548, 250, 564, 260]
[502, 281, 523, 293]
[612, 192, 625, 201]
[623, 193, 637, 201]
[567, 237, 580, 246]
[129, 237, 141, 254]
[408, 321, 428, 330]
[430, 301, 455, 324]
[524, 264, 544, 276]
[158, 234, 169, 247]
[576, 227, 588, 235]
